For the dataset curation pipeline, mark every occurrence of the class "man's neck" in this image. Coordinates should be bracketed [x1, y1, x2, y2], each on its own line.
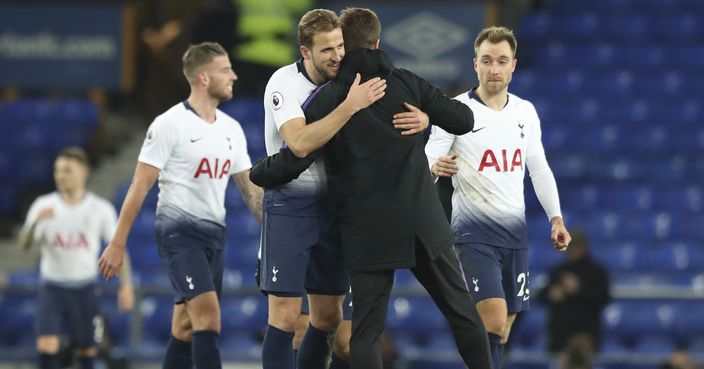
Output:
[60, 189, 85, 206]
[187, 94, 218, 123]
[303, 59, 326, 85]
[475, 86, 508, 112]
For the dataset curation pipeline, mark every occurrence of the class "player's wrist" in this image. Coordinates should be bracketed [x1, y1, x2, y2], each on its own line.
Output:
[550, 216, 564, 226]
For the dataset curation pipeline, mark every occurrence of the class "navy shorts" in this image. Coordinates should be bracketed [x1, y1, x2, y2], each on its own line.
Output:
[156, 214, 226, 304]
[301, 287, 353, 320]
[456, 243, 530, 313]
[259, 211, 347, 296]
[36, 282, 100, 348]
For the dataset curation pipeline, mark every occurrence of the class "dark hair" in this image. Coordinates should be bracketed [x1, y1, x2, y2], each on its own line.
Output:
[182, 42, 228, 84]
[57, 146, 89, 167]
[339, 7, 381, 52]
[297, 9, 340, 49]
[474, 26, 517, 58]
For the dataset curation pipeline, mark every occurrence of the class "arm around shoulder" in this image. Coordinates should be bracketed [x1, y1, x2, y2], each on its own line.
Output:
[401, 69, 473, 135]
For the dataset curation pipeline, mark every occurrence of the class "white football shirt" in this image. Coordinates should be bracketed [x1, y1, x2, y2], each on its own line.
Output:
[263, 60, 327, 194]
[426, 90, 561, 249]
[139, 102, 252, 226]
[22, 192, 116, 284]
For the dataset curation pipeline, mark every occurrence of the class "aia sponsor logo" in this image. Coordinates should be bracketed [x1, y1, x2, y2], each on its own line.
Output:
[194, 158, 231, 179]
[52, 233, 89, 250]
[478, 148, 523, 172]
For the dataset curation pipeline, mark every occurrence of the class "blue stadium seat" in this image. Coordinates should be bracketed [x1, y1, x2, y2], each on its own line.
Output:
[511, 306, 545, 343]
[602, 186, 653, 212]
[221, 295, 267, 332]
[585, 212, 625, 242]
[99, 295, 131, 346]
[219, 98, 264, 126]
[56, 99, 98, 128]
[139, 295, 174, 344]
[0, 292, 36, 346]
[632, 335, 677, 354]
[394, 268, 419, 288]
[227, 209, 261, 240]
[600, 335, 628, 354]
[592, 241, 639, 271]
[602, 15, 650, 41]
[127, 235, 161, 271]
[386, 297, 447, 333]
[604, 301, 679, 337]
[219, 333, 261, 360]
[622, 46, 664, 70]
[224, 237, 259, 269]
[0, 185, 17, 217]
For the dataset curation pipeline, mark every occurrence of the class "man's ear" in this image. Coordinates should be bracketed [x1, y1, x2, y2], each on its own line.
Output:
[300, 45, 311, 60]
[375, 39, 380, 49]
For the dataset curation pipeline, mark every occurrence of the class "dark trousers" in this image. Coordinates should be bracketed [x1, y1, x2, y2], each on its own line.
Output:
[349, 242, 493, 369]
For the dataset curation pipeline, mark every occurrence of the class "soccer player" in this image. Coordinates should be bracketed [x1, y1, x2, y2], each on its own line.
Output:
[19, 146, 135, 369]
[425, 26, 572, 369]
[258, 9, 388, 369]
[97, 42, 263, 369]
[297, 8, 493, 369]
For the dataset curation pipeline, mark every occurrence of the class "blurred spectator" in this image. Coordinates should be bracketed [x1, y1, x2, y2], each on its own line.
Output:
[657, 349, 699, 369]
[538, 230, 610, 369]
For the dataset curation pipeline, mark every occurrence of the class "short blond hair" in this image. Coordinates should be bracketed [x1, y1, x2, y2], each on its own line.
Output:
[297, 9, 340, 49]
[474, 26, 517, 58]
[182, 42, 228, 84]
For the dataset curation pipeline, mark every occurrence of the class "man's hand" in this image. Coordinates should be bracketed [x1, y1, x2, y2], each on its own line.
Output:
[431, 154, 459, 177]
[98, 243, 125, 281]
[550, 216, 571, 251]
[36, 208, 55, 222]
[117, 284, 135, 312]
[393, 102, 429, 136]
[345, 73, 386, 112]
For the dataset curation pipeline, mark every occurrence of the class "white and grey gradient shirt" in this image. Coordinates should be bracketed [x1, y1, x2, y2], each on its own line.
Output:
[263, 60, 328, 197]
[139, 102, 252, 226]
[22, 192, 116, 284]
[425, 90, 562, 249]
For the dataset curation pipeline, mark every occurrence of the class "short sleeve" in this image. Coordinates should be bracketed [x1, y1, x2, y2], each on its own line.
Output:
[137, 118, 178, 169]
[229, 120, 253, 174]
[100, 200, 118, 244]
[266, 72, 305, 131]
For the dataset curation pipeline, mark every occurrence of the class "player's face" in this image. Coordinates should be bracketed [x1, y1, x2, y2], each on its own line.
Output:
[304, 28, 345, 84]
[205, 55, 237, 101]
[54, 157, 88, 194]
[473, 40, 517, 96]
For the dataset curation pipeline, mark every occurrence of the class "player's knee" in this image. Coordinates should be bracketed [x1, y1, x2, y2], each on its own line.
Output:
[268, 298, 301, 332]
[481, 314, 506, 335]
[310, 307, 342, 331]
[191, 313, 221, 333]
[334, 337, 350, 360]
[36, 336, 60, 354]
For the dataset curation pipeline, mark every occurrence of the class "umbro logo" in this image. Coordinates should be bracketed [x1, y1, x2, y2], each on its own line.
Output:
[470, 127, 485, 133]
[190, 137, 203, 143]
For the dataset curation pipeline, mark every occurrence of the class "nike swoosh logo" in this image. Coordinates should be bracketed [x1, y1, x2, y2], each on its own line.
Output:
[190, 137, 203, 143]
[470, 127, 485, 133]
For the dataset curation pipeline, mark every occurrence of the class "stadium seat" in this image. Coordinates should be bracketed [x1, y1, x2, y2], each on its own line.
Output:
[386, 297, 447, 333]
[99, 295, 131, 346]
[632, 335, 677, 354]
[0, 292, 36, 346]
[220, 295, 267, 332]
[139, 295, 174, 344]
